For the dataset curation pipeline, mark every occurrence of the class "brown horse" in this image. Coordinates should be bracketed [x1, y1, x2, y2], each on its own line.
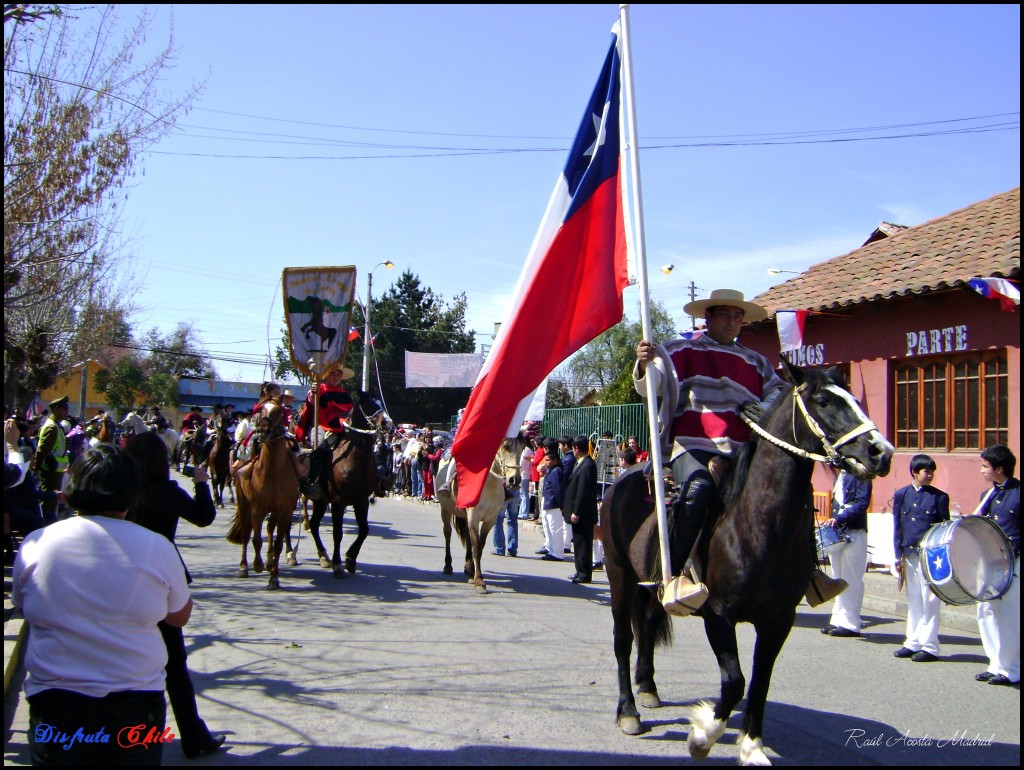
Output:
[307, 392, 393, 578]
[601, 361, 894, 764]
[437, 434, 530, 594]
[206, 418, 234, 507]
[226, 404, 300, 590]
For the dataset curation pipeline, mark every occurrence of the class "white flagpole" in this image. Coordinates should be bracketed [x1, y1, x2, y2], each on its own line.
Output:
[618, 3, 672, 588]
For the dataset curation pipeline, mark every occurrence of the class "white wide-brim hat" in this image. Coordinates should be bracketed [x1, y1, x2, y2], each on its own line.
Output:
[327, 366, 356, 381]
[683, 289, 768, 323]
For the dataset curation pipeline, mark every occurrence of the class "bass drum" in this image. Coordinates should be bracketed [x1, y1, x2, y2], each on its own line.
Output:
[919, 516, 1015, 605]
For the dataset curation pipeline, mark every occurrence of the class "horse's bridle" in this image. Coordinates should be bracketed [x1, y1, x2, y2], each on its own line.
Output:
[740, 384, 879, 469]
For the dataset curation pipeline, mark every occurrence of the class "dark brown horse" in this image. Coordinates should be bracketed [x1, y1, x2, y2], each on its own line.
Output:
[307, 392, 393, 578]
[602, 361, 893, 765]
[179, 422, 209, 471]
[206, 417, 234, 507]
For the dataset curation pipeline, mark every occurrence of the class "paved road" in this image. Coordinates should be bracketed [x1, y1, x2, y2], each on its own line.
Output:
[4, 479, 1020, 765]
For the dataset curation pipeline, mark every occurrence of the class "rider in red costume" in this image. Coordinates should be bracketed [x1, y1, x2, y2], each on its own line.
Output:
[295, 366, 356, 502]
[180, 406, 206, 432]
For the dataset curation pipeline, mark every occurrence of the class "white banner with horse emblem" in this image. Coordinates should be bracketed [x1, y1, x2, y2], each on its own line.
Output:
[282, 266, 357, 380]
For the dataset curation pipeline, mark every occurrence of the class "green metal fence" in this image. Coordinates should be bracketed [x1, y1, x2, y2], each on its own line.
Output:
[446, 403, 654, 453]
[542, 403, 651, 450]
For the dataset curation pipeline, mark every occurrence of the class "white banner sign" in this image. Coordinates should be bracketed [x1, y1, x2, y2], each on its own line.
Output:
[404, 352, 483, 388]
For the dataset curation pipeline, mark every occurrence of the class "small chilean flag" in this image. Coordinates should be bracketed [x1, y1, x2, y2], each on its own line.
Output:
[776, 309, 809, 353]
[968, 277, 1019, 312]
[452, 26, 628, 508]
[348, 326, 361, 342]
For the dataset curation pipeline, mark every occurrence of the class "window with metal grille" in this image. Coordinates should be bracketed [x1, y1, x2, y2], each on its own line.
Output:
[892, 352, 1008, 450]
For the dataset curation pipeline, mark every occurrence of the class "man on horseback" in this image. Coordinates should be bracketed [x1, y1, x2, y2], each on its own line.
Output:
[181, 406, 206, 434]
[147, 406, 170, 432]
[635, 289, 845, 616]
[295, 366, 356, 503]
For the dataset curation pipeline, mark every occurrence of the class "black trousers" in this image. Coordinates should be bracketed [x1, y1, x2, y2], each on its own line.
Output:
[572, 521, 594, 580]
[28, 688, 166, 766]
[159, 620, 214, 754]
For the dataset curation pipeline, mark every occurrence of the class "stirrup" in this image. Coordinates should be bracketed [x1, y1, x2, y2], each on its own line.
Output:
[805, 570, 848, 607]
[660, 575, 708, 617]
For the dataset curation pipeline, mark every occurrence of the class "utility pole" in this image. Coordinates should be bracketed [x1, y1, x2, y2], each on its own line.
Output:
[687, 281, 701, 330]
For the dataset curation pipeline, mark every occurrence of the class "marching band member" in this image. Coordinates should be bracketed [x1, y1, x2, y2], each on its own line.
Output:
[973, 445, 1020, 687]
[891, 454, 949, 661]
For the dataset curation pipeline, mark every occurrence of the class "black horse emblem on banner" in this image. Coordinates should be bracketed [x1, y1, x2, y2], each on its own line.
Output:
[299, 295, 338, 352]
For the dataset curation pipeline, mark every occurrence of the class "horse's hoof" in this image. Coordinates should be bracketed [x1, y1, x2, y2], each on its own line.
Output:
[237, 567, 249, 578]
[617, 715, 643, 736]
[687, 734, 712, 761]
[319, 556, 331, 569]
[303, 520, 310, 531]
[268, 577, 281, 590]
[474, 584, 489, 595]
[286, 551, 298, 567]
[345, 557, 356, 574]
[637, 691, 662, 709]
[333, 566, 347, 579]
[443, 565, 453, 575]
[253, 560, 265, 574]
[739, 735, 772, 766]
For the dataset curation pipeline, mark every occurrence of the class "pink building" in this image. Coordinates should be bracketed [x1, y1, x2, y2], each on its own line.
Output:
[741, 187, 1019, 519]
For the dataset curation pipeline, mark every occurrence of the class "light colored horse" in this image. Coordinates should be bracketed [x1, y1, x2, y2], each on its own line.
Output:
[120, 411, 180, 461]
[437, 434, 530, 594]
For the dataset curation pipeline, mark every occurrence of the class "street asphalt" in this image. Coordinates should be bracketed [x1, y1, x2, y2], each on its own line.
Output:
[4, 476, 1019, 765]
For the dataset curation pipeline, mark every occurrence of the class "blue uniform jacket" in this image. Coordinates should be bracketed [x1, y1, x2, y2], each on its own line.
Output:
[892, 484, 950, 559]
[542, 464, 565, 511]
[980, 477, 1020, 557]
[832, 472, 872, 531]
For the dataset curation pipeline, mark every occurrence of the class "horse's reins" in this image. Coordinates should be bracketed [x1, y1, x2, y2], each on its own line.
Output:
[740, 385, 878, 468]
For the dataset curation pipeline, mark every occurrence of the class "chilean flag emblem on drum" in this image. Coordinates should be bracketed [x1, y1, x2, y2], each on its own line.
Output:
[925, 545, 953, 583]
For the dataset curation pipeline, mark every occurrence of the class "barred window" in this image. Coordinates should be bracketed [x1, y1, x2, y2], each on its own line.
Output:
[893, 352, 1008, 451]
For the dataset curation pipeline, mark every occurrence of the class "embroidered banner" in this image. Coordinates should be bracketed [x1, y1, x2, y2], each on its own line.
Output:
[282, 266, 357, 380]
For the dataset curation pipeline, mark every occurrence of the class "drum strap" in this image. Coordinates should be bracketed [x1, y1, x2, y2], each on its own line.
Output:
[970, 487, 996, 517]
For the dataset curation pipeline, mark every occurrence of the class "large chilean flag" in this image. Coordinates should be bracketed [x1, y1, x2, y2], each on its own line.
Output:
[453, 30, 629, 508]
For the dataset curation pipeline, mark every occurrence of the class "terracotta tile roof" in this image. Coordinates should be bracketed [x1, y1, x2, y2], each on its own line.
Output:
[752, 187, 1020, 315]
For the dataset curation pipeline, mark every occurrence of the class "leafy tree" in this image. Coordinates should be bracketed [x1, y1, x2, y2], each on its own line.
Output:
[142, 324, 217, 381]
[3, 4, 201, 409]
[362, 270, 476, 425]
[545, 378, 577, 409]
[143, 372, 180, 411]
[94, 356, 146, 415]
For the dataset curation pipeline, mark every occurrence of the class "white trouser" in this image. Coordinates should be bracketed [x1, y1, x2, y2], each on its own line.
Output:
[978, 555, 1020, 682]
[828, 528, 868, 632]
[903, 552, 942, 654]
[542, 507, 565, 556]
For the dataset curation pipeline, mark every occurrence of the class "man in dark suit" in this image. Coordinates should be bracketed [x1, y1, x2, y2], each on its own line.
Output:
[563, 435, 598, 584]
[891, 454, 949, 662]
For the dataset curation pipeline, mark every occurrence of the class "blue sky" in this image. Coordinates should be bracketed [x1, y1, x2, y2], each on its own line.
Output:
[113, 3, 1020, 384]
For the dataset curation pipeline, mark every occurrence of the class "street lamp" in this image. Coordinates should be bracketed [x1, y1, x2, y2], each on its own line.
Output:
[362, 260, 394, 392]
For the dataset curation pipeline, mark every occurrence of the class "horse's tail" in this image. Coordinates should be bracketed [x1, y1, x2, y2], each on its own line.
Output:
[226, 506, 246, 544]
[635, 589, 674, 649]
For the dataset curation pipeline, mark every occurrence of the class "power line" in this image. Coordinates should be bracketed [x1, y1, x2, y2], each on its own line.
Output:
[147, 112, 1019, 160]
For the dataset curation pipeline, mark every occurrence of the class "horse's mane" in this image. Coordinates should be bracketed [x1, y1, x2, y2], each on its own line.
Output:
[719, 363, 848, 510]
